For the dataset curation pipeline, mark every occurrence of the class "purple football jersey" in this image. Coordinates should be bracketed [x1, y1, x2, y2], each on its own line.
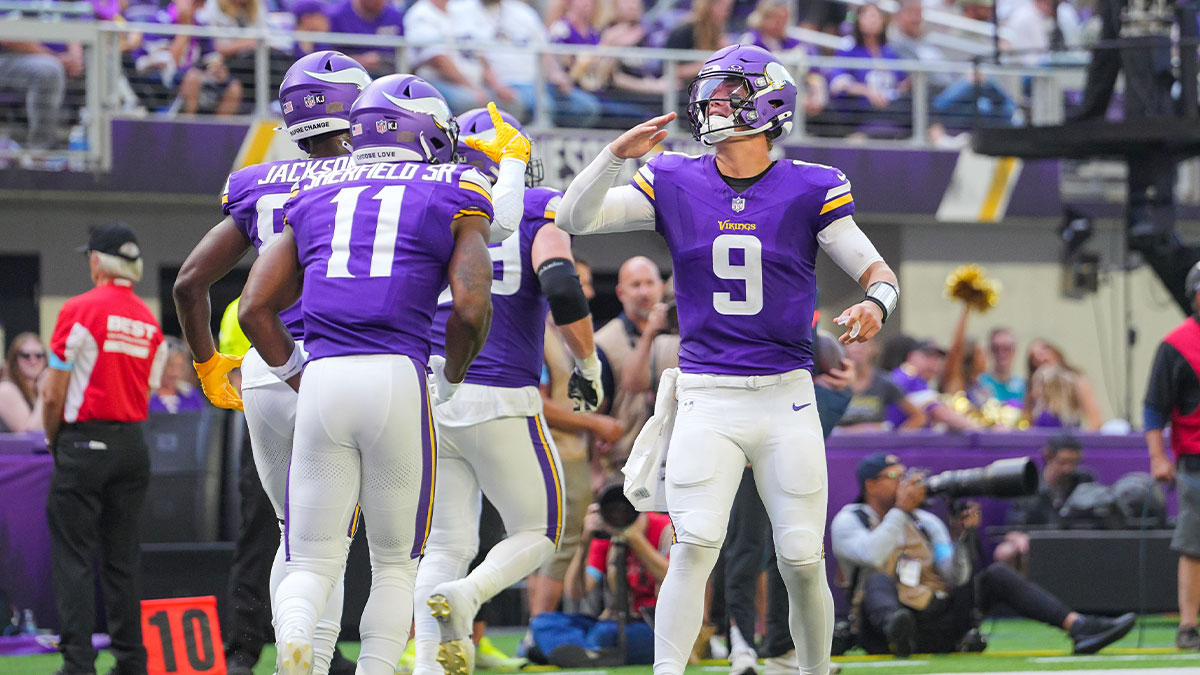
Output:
[223, 155, 354, 338]
[430, 187, 561, 388]
[886, 364, 937, 427]
[629, 153, 855, 375]
[283, 161, 494, 363]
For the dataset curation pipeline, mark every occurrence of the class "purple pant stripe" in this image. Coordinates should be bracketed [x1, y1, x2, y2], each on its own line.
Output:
[411, 357, 436, 558]
[526, 415, 562, 544]
[284, 459, 292, 562]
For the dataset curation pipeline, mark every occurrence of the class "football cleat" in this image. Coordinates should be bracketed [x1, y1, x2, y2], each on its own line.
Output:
[428, 580, 480, 675]
[277, 637, 314, 675]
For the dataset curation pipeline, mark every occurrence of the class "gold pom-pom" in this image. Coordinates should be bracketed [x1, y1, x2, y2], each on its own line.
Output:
[945, 264, 1001, 313]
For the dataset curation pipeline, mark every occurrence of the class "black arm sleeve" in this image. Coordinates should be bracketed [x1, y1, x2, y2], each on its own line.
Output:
[537, 257, 591, 326]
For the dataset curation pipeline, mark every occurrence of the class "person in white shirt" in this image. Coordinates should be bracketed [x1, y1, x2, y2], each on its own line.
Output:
[404, 0, 523, 115]
[449, 0, 601, 127]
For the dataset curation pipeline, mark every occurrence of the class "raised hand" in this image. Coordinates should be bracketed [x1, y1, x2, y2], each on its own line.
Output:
[609, 112, 677, 160]
[463, 102, 531, 164]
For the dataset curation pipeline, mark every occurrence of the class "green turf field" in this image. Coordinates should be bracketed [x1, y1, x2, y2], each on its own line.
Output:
[4, 616, 1198, 675]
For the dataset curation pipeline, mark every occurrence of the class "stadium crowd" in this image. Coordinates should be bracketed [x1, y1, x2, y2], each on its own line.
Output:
[0, 0, 1092, 150]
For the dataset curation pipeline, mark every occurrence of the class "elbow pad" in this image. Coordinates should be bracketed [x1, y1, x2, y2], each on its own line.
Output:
[537, 257, 591, 325]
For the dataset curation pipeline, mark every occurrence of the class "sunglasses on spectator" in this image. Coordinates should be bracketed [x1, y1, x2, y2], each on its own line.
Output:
[875, 468, 904, 480]
[18, 351, 46, 360]
[990, 343, 1015, 353]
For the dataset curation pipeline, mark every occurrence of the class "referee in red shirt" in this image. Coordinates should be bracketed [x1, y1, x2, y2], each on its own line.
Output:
[42, 223, 167, 675]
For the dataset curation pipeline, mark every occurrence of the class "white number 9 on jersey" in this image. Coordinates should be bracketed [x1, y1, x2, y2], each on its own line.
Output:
[712, 234, 763, 316]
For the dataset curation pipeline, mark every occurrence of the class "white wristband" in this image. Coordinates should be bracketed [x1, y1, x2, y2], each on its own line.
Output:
[267, 345, 305, 382]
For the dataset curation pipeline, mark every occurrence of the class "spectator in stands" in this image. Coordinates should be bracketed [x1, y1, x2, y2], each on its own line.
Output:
[737, 0, 827, 117]
[1003, 0, 1083, 65]
[327, 0, 405, 77]
[1024, 338, 1103, 429]
[1026, 365, 1094, 430]
[839, 339, 926, 432]
[994, 433, 1094, 571]
[665, 0, 734, 80]
[198, 0, 293, 110]
[940, 303, 993, 410]
[593, 256, 665, 483]
[831, 452, 1135, 658]
[569, 0, 671, 126]
[291, 0, 332, 59]
[828, 2, 912, 138]
[550, 0, 658, 125]
[890, 339, 980, 431]
[405, 0, 517, 114]
[980, 326, 1025, 407]
[458, 0, 601, 127]
[133, 0, 242, 116]
[0, 332, 46, 432]
[887, 0, 1019, 140]
[0, 42, 67, 148]
[149, 338, 207, 414]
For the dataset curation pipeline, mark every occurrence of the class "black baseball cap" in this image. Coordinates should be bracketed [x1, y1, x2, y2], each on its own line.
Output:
[77, 223, 141, 262]
[856, 452, 902, 490]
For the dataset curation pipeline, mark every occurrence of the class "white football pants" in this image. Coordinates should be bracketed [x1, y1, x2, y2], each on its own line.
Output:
[654, 369, 834, 675]
[274, 355, 435, 675]
[411, 413, 564, 673]
[241, 345, 346, 675]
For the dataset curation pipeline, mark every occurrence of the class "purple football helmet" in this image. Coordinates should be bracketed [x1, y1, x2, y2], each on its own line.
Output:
[278, 51, 371, 149]
[349, 74, 458, 165]
[456, 107, 543, 186]
[686, 45, 798, 146]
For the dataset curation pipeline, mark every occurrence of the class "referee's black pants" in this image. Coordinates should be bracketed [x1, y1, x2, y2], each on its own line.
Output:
[223, 414, 278, 670]
[47, 421, 151, 675]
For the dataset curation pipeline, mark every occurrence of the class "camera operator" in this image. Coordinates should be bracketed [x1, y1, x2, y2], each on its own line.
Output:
[830, 453, 1134, 657]
[522, 487, 672, 666]
[994, 433, 1095, 571]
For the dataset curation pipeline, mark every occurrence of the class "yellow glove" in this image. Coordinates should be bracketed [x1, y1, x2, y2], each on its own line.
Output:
[463, 102, 531, 164]
[194, 352, 245, 411]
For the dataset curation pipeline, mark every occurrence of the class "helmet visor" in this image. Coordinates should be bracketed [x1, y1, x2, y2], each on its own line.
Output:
[690, 73, 752, 108]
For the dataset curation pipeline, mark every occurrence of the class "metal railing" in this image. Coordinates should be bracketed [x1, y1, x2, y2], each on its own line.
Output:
[0, 17, 1091, 171]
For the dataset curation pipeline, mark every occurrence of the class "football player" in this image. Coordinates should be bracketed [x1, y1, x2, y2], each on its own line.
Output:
[414, 104, 603, 675]
[172, 50, 370, 675]
[237, 75, 495, 675]
[556, 45, 899, 675]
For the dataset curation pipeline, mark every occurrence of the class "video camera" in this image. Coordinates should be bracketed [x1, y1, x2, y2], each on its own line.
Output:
[917, 457, 1039, 499]
[595, 482, 640, 538]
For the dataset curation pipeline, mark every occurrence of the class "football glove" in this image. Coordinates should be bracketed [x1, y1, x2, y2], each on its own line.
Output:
[568, 351, 604, 413]
[428, 355, 461, 406]
[463, 102, 532, 164]
[194, 351, 244, 411]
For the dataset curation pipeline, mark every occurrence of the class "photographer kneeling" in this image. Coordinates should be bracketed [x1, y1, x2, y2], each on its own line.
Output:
[831, 453, 1135, 657]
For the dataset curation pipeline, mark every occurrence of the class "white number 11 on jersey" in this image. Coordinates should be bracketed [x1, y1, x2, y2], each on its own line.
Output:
[712, 234, 763, 316]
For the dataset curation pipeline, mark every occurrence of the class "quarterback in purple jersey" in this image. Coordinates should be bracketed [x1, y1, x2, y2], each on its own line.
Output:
[557, 45, 899, 675]
[172, 50, 369, 675]
[413, 105, 603, 675]
[238, 75, 496, 675]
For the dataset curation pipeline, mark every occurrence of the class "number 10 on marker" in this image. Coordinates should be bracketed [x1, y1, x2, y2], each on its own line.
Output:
[141, 596, 227, 675]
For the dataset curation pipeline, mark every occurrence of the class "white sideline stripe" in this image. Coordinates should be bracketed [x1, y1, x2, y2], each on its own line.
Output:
[1035, 654, 1200, 663]
[916, 662, 1190, 667]
[843, 660, 931, 668]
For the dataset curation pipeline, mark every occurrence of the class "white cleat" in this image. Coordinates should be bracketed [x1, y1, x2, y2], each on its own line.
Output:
[428, 580, 480, 675]
[729, 647, 759, 675]
[277, 637, 314, 675]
